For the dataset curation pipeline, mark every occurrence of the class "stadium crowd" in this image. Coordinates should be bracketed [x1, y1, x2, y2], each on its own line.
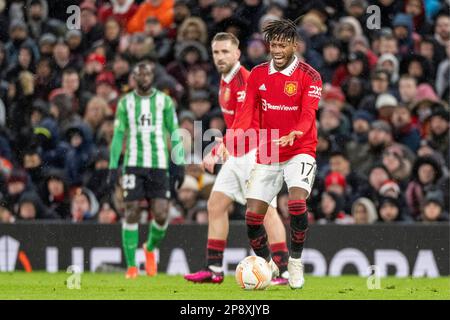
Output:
[0, 0, 448, 225]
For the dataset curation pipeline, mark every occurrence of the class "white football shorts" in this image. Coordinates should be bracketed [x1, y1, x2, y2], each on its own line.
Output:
[212, 148, 277, 207]
[246, 153, 317, 205]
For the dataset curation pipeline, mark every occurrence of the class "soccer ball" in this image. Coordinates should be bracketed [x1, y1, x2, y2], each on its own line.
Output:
[235, 256, 272, 290]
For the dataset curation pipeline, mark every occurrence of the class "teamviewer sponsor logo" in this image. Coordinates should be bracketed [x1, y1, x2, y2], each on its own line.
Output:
[261, 99, 299, 112]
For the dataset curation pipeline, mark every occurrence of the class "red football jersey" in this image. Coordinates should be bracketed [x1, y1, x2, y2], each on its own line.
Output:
[217, 63, 257, 157]
[228, 56, 322, 164]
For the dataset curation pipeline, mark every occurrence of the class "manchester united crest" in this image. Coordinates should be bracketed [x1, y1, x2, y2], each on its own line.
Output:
[284, 81, 298, 96]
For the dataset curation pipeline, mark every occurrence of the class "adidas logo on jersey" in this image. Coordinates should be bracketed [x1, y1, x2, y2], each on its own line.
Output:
[259, 84, 267, 91]
[302, 177, 310, 184]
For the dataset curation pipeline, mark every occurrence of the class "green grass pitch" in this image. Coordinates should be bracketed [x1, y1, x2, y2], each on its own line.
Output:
[0, 272, 449, 300]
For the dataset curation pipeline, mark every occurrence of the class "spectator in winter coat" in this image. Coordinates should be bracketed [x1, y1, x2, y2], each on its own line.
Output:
[418, 189, 449, 222]
[333, 16, 363, 57]
[351, 197, 378, 224]
[315, 191, 350, 224]
[358, 69, 391, 115]
[427, 108, 449, 166]
[381, 145, 414, 189]
[64, 122, 95, 187]
[70, 187, 99, 222]
[298, 11, 328, 54]
[320, 39, 343, 84]
[40, 169, 71, 219]
[4, 19, 40, 65]
[391, 104, 421, 152]
[377, 53, 400, 87]
[392, 13, 417, 57]
[79, 2, 104, 51]
[406, 156, 444, 219]
[378, 196, 412, 222]
[16, 190, 57, 220]
[127, 0, 174, 33]
[347, 120, 393, 177]
[351, 110, 374, 145]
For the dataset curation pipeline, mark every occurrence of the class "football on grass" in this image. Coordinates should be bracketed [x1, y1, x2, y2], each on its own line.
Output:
[235, 256, 272, 290]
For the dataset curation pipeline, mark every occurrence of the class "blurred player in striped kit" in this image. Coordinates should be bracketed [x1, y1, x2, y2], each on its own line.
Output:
[108, 61, 185, 279]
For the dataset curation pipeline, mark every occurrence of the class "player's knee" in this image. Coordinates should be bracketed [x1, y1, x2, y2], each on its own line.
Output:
[207, 198, 226, 219]
[289, 187, 309, 201]
[247, 198, 268, 215]
[152, 200, 169, 225]
[124, 201, 141, 223]
[153, 211, 168, 225]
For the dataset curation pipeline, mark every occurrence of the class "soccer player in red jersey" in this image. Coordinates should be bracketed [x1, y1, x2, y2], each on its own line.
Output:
[223, 20, 322, 289]
[184, 33, 289, 285]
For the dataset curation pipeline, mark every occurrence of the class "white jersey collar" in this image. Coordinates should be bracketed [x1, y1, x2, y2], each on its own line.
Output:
[268, 55, 299, 76]
[222, 62, 241, 84]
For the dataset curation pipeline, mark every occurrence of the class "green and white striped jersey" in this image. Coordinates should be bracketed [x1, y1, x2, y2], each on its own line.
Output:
[109, 89, 184, 170]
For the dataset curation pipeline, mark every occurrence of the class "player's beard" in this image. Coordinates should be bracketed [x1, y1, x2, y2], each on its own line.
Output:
[137, 82, 152, 94]
[216, 61, 234, 75]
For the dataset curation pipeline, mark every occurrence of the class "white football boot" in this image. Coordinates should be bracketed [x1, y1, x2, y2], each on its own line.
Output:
[288, 257, 305, 289]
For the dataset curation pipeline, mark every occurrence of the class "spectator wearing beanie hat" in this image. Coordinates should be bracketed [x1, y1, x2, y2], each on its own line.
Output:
[81, 53, 107, 94]
[321, 86, 355, 122]
[324, 171, 352, 213]
[351, 110, 374, 144]
[95, 72, 119, 112]
[375, 93, 398, 123]
[324, 172, 347, 195]
[419, 190, 449, 222]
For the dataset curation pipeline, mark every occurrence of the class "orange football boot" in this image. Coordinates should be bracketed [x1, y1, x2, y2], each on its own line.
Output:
[125, 266, 138, 279]
[143, 243, 157, 276]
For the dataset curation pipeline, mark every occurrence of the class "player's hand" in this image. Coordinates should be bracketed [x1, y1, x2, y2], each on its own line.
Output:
[274, 131, 303, 147]
[215, 137, 229, 162]
[106, 169, 118, 191]
[202, 152, 218, 174]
